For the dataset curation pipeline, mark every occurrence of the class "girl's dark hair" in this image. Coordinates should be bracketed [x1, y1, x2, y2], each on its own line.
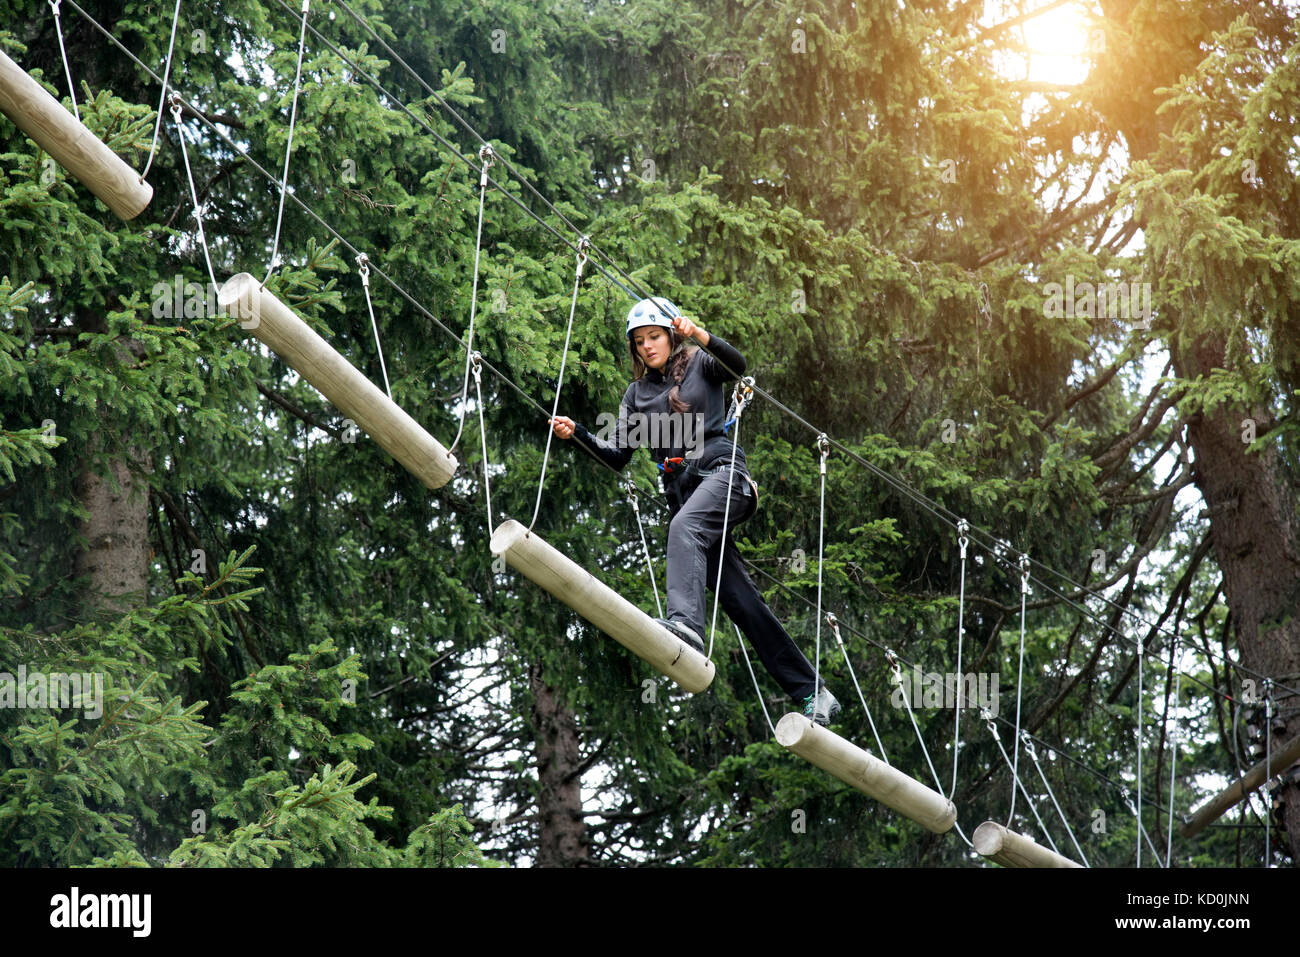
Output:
[628, 328, 694, 413]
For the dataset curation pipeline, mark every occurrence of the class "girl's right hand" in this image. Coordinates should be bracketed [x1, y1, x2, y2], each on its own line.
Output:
[550, 415, 576, 439]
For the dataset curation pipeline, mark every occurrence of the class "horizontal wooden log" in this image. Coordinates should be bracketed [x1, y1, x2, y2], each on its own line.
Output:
[0, 48, 152, 220]
[490, 519, 715, 694]
[775, 712, 957, 833]
[218, 273, 457, 489]
[1181, 732, 1300, 838]
[972, 821, 1083, 868]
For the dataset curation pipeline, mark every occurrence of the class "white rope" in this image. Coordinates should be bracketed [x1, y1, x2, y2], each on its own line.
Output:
[811, 433, 830, 701]
[1136, 633, 1144, 867]
[448, 145, 495, 456]
[625, 477, 662, 619]
[140, 0, 182, 181]
[170, 94, 217, 289]
[1004, 551, 1030, 826]
[951, 517, 969, 798]
[1264, 677, 1272, 868]
[986, 712, 1057, 852]
[471, 352, 493, 529]
[1122, 789, 1166, 867]
[736, 623, 776, 736]
[889, 650, 973, 848]
[354, 253, 392, 399]
[48, 0, 80, 120]
[262, 0, 311, 287]
[528, 238, 589, 532]
[828, 614, 889, 763]
[704, 376, 753, 660]
[1165, 640, 1182, 867]
[1022, 731, 1090, 866]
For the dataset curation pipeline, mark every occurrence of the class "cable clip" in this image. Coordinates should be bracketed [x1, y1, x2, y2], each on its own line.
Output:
[825, 611, 842, 645]
[469, 349, 482, 378]
[575, 235, 591, 273]
[478, 144, 496, 185]
[1019, 731, 1036, 757]
[168, 90, 184, 122]
[980, 707, 996, 734]
[885, 648, 902, 684]
[1019, 552, 1030, 593]
[816, 433, 830, 474]
[956, 518, 969, 556]
[356, 252, 371, 286]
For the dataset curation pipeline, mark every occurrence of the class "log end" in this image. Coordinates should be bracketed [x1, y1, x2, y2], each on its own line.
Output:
[489, 519, 528, 557]
[775, 711, 812, 748]
[115, 179, 154, 221]
[218, 273, 261, 325]
[973, 821, 1007, 857]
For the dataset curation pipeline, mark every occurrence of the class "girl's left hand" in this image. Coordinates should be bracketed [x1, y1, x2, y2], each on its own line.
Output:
[672, 313, 702, 341]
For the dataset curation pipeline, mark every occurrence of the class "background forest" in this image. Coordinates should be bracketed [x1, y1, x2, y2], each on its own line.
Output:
[1, 0, 1298, 867]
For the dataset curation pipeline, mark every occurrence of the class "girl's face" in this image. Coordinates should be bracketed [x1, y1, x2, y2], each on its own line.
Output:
[632, 326, 671, 371]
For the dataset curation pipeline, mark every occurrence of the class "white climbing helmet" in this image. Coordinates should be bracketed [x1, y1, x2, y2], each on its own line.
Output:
[625, 297, 680, 339]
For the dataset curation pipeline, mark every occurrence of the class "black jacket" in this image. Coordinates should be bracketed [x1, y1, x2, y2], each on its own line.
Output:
[572, 336, 749, 474]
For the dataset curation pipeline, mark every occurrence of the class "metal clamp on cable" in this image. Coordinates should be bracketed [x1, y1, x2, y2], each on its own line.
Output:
[724, 375, 755, 434]
[356, 252, 371, 286]
[478, 143, 496, 185]
[817, 432, 830, 474]
[575, 235, 591, 273]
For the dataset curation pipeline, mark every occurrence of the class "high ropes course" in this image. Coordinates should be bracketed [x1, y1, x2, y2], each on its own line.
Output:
[5, 0, 1297, 868]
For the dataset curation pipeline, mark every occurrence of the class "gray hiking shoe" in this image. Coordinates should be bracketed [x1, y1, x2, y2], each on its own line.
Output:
[654, 618, 705, 655]
[802, 686, 842, 727]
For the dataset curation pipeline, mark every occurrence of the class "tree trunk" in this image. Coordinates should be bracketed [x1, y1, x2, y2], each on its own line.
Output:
[1172, 330, 1300, 865]
[72, 315, 152, 619]
[528, 659, 590, 867]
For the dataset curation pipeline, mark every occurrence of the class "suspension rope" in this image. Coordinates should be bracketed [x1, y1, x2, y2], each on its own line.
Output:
[886, 650, 974, 848]
[355, 253, 391, 399]
[1166, 640, 1181, 867]
[1264, 676, 1273, 868]
[828, 613, 888, 763]
[529, 237, 589, 532]
[48, 0, 80, 120]
[470, 351, 493, 529]
[1137, 633, 1144, 867]
[1122, 789, 1166, 867]
[705, 375, 753, 660]
[448, 144, 495, 456]
[951, 517, 969, 797]
[1021, 730, 1090, 866]
[736, 623, 777, 736]
[625, 476, 662, 620]
[170, 93, 217, 289]
[1005, 551, 1030, 826]
[811, 433, 830, 700]
[985, 711, 1057, 852]
[140, 0, 183, 181]
[263, 0, 311, 287]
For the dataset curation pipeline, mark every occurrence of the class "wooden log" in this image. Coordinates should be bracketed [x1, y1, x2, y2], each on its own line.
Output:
[774, 712, 957, 833]
[218, 273, 457, 489]
[1180, 732, 1300, 839]
[972, 821, 1083, 868]
[0, 48, 153, 220]
[490, 519, 715, 694]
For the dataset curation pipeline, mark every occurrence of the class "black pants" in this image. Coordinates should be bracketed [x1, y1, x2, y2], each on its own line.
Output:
[665, 466, 820, 700]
